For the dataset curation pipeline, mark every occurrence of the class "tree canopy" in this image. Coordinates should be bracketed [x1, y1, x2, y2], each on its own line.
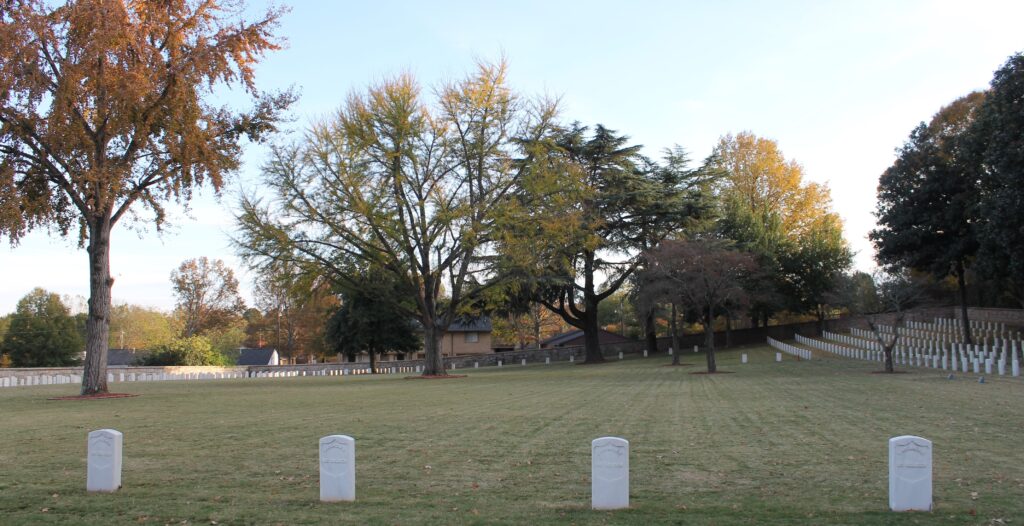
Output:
[711, 132, 851, 326]
[498, 127, 714, 363]
[1, 287, 83, 367]
[325, 269, 420, 372]
[171, 257, 246, 338]
[638, 239, 756, 372]
[236, 60, 557, 376]
[870, 92, 986, 343]
[973, 53, 1024, 304]
[0, 0, 292, 393]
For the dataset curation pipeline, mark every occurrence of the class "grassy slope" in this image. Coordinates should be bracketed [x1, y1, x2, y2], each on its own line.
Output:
[1, 345, 1022, 525]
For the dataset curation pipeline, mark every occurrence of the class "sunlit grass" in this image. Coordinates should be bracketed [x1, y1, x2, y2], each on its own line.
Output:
[1, 344, 1021, 525]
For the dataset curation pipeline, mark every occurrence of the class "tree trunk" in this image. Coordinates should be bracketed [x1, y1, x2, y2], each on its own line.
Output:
[816, 305, 826, 335]
[704, 306, 716, 373]
[750, 312, 759, 329]
[369, 349, 377, 374]
[725, 313, 733, 349]
[531, 306, 542, 349]
[644, 308, 658, 354]
[883, 348, 894, 373]
[581, 251, 605, 364]
[956, 259, 973, 344]
[762, 311, 769, 328]
[422, 321, 446, 375]
[670, 303, 680, 366]
[81, 215, 113, 395]
[582, 303, 604, 363]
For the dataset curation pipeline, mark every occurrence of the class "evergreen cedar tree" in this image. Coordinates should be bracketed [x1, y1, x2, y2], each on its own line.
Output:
[0, 1, 293, 394]
[500, 125, 714, 364]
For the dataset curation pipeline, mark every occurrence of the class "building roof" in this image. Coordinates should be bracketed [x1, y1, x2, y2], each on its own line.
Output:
[237, 348, 278, 366]
[107, 349, 149, 366]
[540, 329, 632, 347]
[447, 317, 492, 332]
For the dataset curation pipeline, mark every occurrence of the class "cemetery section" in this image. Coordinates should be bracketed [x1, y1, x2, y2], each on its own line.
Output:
[0, 344, 1021, 524]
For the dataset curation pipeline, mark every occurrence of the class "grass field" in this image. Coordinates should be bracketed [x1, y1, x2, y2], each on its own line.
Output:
[1, 344, 1022, 525]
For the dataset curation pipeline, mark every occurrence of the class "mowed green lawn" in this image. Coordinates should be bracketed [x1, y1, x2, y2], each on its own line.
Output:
[1, 344, 1022, 525]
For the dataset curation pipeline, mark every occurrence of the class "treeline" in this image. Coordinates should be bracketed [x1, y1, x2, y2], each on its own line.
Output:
[235, 60, 854, 374]
[871, 52, 1024, 344]
[0, 257, 336, 367]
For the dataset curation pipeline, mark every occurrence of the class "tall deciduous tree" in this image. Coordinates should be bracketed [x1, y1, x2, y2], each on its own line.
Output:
[870, 93, 985, 344]
[170, 257, 245, 338]
[972, 53, 1024, 306]
[0, 0, 292, 394]
[252, 260, 337, 363]
[501, 130, 712, 363]
[237, 61, 556, 376]
[712, 132, 849, 327]
[1, 287, 83, 367]
[107, 303, 176, 350]
[639, 239, 756, 373]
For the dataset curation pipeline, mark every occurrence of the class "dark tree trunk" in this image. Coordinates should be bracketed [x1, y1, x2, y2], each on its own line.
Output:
[645, 308, 658, 354]
[582, 301, 604, 363]
[582, 251, 605, 364]
[81, 215, 113, 395]
[422, 320, 446, 375]
[816, 305, 826, 335]
[762, 311, 769, 328]
[750, 312, 759, 329]
[869, 319, 899, 373]
[369, 348, 377, 374]
[531, 306, 541, 349]
[725, 313, 733, 349]
[956, 259, 973, 344]
[670, 303, 681, 366]
[704, 306, 716, 373]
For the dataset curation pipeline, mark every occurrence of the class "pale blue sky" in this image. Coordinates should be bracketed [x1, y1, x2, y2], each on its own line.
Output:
[2, 0, 1023, 313]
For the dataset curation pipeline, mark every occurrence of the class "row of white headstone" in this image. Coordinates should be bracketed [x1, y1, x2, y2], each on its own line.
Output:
[86, 428, 933, 512]
[847, 326, 1023, 361]
[856, 320, 1021, 350]
[766, 337, 812, 360]
[818, 331, 1022, 377]
[3, 349, 693, 389]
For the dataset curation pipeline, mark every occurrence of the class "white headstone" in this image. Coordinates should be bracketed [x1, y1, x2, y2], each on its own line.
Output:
[591, 436, 629, 510]
[618, 352, 623, 360]
[87, 429, 123, 492]
[643, 350, 648, 357]
[888, 435, 932, 512]
[741, 354, 748, 364]
[570, 355, 575, 363]
[319, 435, 355, 502]
[474, 362, 479, 369]
[693, 345, 698, 353]
[546, 357, 551, 364]
[521, 359, 526, 366]
[776, 352, 782, 362]
[667, 347, 673, 355]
